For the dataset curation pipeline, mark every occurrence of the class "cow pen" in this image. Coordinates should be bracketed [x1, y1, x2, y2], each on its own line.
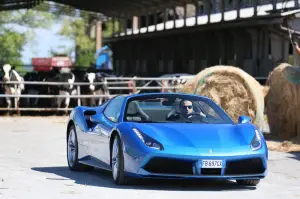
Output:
[0, 76, 196, 112]
[0, 75, 268, 113]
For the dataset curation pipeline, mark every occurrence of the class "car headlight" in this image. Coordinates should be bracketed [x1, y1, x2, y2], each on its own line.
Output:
[133, 128, 163, 150]
[251, 129, 262, 151]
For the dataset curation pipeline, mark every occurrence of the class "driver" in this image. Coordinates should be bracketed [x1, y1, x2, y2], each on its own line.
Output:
[180, 100, 194, 118]
[179, 99, 206, 120]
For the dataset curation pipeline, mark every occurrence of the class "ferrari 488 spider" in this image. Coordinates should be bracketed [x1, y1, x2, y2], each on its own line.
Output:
[66, 93, 268, 185]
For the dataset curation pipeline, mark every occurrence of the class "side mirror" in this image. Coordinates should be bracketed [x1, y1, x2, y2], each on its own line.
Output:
[238, 115, 252, 124]
[90, 114, 101, 123]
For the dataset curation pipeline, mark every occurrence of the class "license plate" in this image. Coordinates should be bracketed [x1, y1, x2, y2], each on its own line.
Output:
[201, 160, 222, 168]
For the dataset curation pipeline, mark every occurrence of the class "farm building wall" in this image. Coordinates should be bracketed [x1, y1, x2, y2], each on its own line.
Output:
[110, 25, 291, 78]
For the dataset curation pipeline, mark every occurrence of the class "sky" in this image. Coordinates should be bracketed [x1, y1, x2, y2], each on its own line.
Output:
[20, 22, 75, 65]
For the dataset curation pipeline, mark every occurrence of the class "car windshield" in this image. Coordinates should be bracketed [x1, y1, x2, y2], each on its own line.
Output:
[124, 94, 234, 124]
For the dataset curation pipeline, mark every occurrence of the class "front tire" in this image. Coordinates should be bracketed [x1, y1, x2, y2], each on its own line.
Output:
[67, 125, 93, 171]
[111, 135, 127, 185]
[236, 179, 260, 186]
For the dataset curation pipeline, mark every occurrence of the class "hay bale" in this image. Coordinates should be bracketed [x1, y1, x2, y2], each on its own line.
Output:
[178, 79, 195, 93]
[261, 85, 270, 99]
[181, 65, 265, 130]
[265, 63, 300, 140]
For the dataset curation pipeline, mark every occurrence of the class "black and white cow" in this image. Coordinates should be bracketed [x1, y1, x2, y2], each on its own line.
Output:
[73, 69, 109, 106]
[55, 68, 77, 114]
[160, 73, 194, 92]
[1, 64, 25, 114]
[21, 71, 46, 109]
[40, 68, 77, 115]
[106, 74, 146, 95]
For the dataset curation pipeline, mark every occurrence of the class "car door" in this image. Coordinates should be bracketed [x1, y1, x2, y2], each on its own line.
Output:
[91, 96, 125, 165]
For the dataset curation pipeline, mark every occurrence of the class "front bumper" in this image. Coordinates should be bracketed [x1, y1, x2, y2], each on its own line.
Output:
[124, 148, 267, 180]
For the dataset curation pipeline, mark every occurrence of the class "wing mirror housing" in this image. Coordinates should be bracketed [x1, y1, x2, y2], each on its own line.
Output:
[90, 114, 101, 123]
[238, 115, 252, 124]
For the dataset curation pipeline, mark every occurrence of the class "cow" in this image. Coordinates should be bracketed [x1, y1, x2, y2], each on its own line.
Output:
[21, 71, 46, 110]
[106, 74, 146, 95]
[54, 68, 78, 115]
[1, 64, 25, 115]
[160, 73, 194, 93]
[39, 67, 77, 115]
[72, 69, 109, 106]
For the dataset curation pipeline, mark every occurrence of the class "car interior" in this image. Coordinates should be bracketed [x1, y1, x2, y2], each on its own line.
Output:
[125, 98, 205, 122]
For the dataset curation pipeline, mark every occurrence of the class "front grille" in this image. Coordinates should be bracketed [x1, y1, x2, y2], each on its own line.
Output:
[225, 158, 265, 175]
[142, 157, 195, 175]
[201, 168, 222, 175]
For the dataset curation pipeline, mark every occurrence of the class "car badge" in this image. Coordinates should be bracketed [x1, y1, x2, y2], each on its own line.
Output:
[209, 149, 212, 153]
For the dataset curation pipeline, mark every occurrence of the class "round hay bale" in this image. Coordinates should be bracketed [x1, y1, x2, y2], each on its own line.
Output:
[178, 79, 195, 93]
[261, 85, 270, 99]
[265, 63, 300, 140]
[182, 65, 265, 130]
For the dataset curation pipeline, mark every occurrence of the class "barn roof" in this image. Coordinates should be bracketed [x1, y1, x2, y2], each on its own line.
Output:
[0, 0, 40, 11]
[51, 0, 192, 16]
[0, 0, 191, 17]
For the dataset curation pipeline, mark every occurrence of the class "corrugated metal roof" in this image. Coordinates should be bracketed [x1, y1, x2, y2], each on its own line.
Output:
[0, 0, 193, 17]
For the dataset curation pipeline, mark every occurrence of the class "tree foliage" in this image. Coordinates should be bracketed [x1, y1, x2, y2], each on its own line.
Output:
[55, 11, 118, 67]
[0, 9, 56, 66]
[0, 29, 26, 66]
[56, 15, 95, 66]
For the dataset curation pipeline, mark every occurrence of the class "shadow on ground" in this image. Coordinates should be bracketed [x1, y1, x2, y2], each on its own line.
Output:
[289, 152, 300, 161]
[31, 166, 257, 191]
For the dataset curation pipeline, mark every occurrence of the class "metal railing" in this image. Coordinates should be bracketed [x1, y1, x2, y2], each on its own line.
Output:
[0, 76, 195, 112]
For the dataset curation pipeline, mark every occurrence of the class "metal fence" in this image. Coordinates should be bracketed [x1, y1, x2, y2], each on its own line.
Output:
[0, 76, 196, 112]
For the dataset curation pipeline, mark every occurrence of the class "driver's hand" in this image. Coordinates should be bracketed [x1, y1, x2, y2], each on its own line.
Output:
[200, 112, 206, 117]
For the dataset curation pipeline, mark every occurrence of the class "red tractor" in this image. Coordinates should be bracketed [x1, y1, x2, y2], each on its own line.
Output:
[32, 56, 72, 72]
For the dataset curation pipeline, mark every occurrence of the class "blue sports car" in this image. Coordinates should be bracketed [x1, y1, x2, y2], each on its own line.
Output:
[66, 93, 268, 185]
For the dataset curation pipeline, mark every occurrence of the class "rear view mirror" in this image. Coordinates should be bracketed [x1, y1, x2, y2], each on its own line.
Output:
[238, 116, 251, 124]
[162, 100, 173, 106]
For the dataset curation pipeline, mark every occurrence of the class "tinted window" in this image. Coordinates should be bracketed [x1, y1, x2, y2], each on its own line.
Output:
[103, 96, 125, 122]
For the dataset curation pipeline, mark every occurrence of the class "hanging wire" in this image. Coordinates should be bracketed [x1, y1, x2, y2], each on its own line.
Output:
[281, 0, 297, 50]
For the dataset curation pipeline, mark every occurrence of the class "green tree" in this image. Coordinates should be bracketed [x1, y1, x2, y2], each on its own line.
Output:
[56, 15, 119, 67]
[57, 15, 95, 66]
[36, 2, 119, 67]
[0, 9, 55, 67]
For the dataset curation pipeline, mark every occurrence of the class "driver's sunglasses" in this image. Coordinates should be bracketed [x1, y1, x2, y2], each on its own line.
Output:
[182, 105, 192, 109]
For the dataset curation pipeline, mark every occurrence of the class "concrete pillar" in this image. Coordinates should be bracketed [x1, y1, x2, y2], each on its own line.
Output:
[214, 0, 218, 13]
[263, 30, 269, 59]
[270, 33, 283, 62]
[96, 21, 102, 51]
[135, 60, 140, 73]
[132, 16, 139, 33]
[168, 60, 174, 73]
[247, 29, 259, 76]
[257, 30, 275, 77]
[188, 60, 195, 73]
[288, 18, 300, 67]
[217, 33, 225, 64]
[203, 0, 210, 14]
[159, 60, 164, 73]
[142, 60, 147, 74]
[282, 37, 290, 62]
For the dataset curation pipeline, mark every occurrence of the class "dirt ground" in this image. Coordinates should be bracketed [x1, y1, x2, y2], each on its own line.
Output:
[0, 116, 299, 199]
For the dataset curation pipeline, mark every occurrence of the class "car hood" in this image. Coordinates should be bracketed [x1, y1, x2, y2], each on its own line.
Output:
[131, 123, 256, 148]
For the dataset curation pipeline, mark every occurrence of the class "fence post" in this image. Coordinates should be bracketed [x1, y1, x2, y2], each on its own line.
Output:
[132, 76, 137, 93]
[77, 85, 81, 106]
[14, 83, 19, 115]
